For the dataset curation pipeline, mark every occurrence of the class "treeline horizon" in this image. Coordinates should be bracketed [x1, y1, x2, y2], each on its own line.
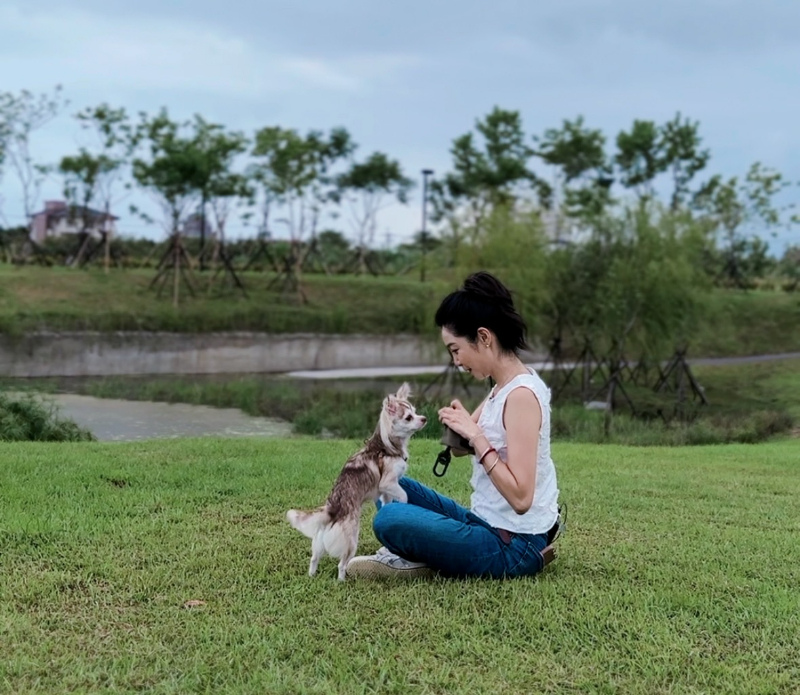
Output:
[0, 86, 797, 257]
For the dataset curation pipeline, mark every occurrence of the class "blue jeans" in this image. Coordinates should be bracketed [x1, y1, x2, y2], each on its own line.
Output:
[373, 478, 550, 579]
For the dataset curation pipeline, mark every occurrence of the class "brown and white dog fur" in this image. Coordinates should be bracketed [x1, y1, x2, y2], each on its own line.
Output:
[286, 383, 427, 580]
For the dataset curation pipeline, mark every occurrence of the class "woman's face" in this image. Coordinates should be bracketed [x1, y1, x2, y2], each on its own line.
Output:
[441, 327, 489, 380]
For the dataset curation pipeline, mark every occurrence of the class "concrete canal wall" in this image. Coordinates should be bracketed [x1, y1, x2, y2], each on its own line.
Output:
[0, 331, 445, 377]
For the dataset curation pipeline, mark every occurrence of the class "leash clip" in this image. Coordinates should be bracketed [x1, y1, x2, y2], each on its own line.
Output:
[433, 447, 452, 477]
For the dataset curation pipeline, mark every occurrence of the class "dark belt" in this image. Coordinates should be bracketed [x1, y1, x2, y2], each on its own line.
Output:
[496, 518, 559, 545]
[496, 528, 515, 544]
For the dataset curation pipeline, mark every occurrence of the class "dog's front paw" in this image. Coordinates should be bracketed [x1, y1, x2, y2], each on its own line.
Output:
[394, 489, 408, 504]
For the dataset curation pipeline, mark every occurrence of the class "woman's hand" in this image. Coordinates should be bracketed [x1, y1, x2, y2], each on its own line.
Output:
[437, 399, 481, 442]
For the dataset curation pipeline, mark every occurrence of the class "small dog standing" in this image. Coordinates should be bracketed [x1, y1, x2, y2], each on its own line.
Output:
[286, 383, 427, 580]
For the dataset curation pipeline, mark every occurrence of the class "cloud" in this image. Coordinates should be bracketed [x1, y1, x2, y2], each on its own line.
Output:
[0, 4, 421, 98]
[525, 0, 800, 55]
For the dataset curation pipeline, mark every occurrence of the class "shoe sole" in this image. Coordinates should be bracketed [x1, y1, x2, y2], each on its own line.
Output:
[345, 558, 436, 580]
[347, 547, 557, 580]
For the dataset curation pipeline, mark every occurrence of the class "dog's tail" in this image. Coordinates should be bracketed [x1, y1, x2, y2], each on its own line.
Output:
[286, 508, 330, 539]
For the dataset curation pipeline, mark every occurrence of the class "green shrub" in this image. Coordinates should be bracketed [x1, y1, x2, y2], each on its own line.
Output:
[0, 392, 94, 442]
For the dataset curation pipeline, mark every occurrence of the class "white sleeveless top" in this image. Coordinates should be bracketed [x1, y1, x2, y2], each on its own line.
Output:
[470, 370, 560, 535]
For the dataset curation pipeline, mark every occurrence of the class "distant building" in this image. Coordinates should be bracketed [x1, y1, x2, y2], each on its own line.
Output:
[181, 212, 216, 240]
[29, 200, 117, 244]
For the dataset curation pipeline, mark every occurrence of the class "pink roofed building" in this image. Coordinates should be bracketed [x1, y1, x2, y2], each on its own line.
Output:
[29, 200, 118, 244]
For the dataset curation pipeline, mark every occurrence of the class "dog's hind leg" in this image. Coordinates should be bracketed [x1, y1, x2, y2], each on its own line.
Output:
[309, 532, 326, 577]
[337, 523, 360, 581]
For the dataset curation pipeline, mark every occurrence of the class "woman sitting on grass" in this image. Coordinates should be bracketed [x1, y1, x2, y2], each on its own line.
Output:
[346, 271, 562, 580]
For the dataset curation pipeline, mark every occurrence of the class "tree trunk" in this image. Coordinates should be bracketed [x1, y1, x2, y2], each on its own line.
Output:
[173, 235, 180, 309]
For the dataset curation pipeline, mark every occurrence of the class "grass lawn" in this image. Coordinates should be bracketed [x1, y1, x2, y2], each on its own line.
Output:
[2, 438, 799, 693]
[0, 266, 445, 336]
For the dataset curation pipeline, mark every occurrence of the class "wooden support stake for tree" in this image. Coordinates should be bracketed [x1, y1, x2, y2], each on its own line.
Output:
[173, 237, 180, 308]
[422, 359, 473, 401]
[148, 233, 197, 307]
[68, 232, 93, 268]
[266, 248, 307, 303]
[207, 241, 247, 298]
[243, 238, 280, 273]
[300, 236, 332, 275]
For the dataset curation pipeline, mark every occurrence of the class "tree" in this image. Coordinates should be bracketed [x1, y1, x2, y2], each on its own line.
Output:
[464, 206, 549, 335]
[431, 107, 546, 264]
[132, 109, 208, 306]
[593, 208, 708, 359]
[400, 229, 443, 256]
[316, 229, 351, 269]
[660, 113, 710, 210]
[336, 151, 413, 274]
[132, 109, 201, 236]
[0, 113, 7, 225]
[533, 116, 613, 227]
[59, 152, 120, 266]
[614, 119, 666, 201]
[614, 115, 710, 210]
[0, 86, 67, 221]
[779, 245, 800, 290]
[693, 162, 795, 287]
[249, 125, 354, 296]
[541, 205, 709, 414]
[186, 116, 250, 271]
[59, 103, 137, 270]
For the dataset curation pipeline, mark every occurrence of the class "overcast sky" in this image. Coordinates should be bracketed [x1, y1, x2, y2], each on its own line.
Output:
[1, 0, 798, 254]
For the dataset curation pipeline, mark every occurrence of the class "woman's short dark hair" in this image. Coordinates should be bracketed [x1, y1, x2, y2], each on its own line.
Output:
[434, 271, 528, 354]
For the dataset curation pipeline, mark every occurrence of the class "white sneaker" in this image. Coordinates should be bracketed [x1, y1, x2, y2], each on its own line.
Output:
[346, 547, 435, 580]
[552, 503, 567, 543]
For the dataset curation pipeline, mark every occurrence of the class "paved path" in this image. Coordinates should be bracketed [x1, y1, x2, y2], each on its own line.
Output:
[286, 352, 800, 379]
[688, 351, 800, 366]
[43, 394, 293, 442]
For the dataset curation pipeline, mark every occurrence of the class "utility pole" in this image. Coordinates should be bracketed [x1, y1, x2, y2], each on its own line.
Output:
[420, 168, 433, 282]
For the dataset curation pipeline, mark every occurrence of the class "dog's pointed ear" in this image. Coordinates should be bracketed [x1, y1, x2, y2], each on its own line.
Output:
[384, 395, 400, 416]
[395, 382, 411, 401]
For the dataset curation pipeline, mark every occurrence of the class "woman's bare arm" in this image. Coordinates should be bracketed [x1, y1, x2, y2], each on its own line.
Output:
[478, 387, 540, 513]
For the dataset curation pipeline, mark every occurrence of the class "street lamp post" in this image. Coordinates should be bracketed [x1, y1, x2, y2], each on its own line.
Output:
[420, 168, 433, 282]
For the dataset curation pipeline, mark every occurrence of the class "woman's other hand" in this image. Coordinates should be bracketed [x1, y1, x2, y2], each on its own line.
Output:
[438, 399, 481, 441]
